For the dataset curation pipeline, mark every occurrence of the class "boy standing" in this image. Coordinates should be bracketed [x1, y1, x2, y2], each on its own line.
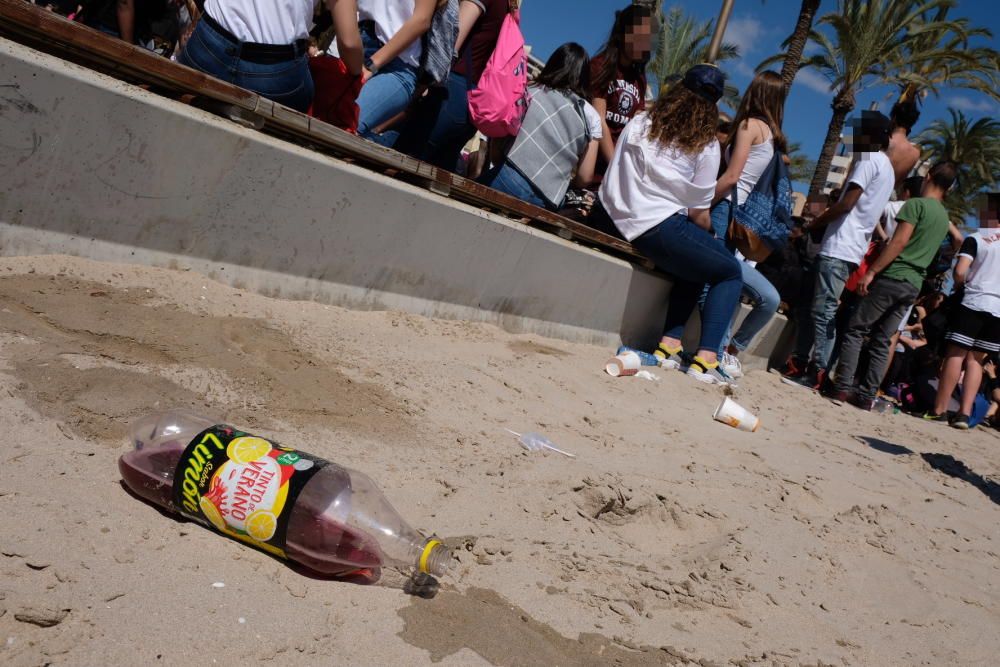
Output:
[829, 161, 958, 409]
[928, 192, 1000, 429]
[784, 111, 896, 389]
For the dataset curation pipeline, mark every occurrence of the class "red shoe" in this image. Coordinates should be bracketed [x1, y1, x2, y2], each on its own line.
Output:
[813, 368, 829, 392]
[781, 357, 808, 379]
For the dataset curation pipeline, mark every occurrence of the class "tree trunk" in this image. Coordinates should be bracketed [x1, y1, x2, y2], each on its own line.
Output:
[809, 90, 855, 197]
[781, 0, 821, 92]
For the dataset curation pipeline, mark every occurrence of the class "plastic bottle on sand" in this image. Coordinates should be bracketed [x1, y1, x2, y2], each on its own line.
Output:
[119, 410, 451, 580]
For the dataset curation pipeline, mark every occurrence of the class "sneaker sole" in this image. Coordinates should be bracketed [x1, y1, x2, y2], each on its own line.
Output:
[660, 359, 681, 370]
[951, 423, 970, 431]
[781, 376, 814, 390]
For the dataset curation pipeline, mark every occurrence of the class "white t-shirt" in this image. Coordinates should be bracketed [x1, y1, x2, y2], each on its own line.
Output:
[582, 102, 604, 141]
[820, 151, 895, 265]
[599, 113, 720, 241]
[959, 230, 1000, 317]
[205, 0, 314, 44]
[358, 0, 422, 68]
[882, 199, 905, 239]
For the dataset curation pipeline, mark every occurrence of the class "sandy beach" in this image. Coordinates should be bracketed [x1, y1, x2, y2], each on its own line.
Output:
[0, 254, 997, 666]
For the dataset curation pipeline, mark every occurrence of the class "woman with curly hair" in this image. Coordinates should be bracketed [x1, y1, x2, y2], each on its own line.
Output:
[596, 64, 742, 386]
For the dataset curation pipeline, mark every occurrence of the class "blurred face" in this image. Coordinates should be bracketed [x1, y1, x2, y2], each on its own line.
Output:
[624, 17, 653, 62]
[979, 194, 1000, 228]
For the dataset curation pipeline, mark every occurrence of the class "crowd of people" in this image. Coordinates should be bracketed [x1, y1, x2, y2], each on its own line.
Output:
[30, 0, 1000, 431]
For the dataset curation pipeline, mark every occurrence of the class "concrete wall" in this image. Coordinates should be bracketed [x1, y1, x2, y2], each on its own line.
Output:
[0, 38, 790, 365]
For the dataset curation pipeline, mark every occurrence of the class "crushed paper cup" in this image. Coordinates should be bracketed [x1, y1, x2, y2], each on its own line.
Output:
[605, 351, 641, 377]
[713, 397, 759, 432]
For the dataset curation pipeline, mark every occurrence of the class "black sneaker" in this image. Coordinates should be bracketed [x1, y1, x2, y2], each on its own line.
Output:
[951, 414, 971, 430]
[922, 411, 946, 422]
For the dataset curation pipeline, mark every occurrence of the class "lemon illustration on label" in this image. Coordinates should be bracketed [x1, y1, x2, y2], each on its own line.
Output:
[227, 436, 272, 465]
[200, 496, 227, 531]
[245, 510, 278, 542]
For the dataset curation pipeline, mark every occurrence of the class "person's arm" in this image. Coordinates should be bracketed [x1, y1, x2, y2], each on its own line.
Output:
[947, 222, 964, 253]
[116, 0, 135, 43]
[363, 0, 436, 81]
[572, 140, 599, 188]
[713, 119, 756, 204]
[590, 97, 616, 165]
[455, 0, 485, 54]
[689, 208, 712, 231]
[688, 143, 721, 232]
[953, 235, 977, 287]
[807, 183, 863, 232]
[327, 0, 363, 75]
[857, 214, 916, 296]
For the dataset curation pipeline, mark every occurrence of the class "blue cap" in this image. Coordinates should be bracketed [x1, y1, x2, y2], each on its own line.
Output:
[682, 64, 725, 104]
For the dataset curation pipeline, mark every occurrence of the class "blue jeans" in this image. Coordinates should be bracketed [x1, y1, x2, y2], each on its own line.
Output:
[709, 198, 732, 242]
[179, 18, 313, 112]
[480, 162, 549, 209]
[810, 255, 856, 369]
[632, 213, 743, 353]
[394, 72, 475, 171]
[356, 25, 419, 140]
[727, 262, 781, 353]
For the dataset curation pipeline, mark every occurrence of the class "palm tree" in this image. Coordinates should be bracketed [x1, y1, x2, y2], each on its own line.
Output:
[760, 0, 959, 196]
[880, 6, 1000, 107]
[786, 141, 816, 185]
[779, 0, 822, 92]
[915, 109, 1000, 221]
[650, 4, 742, 110]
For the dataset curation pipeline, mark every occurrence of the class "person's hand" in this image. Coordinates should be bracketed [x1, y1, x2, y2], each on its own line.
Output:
[361, 67, 373, 83]
[985, 360, 996, 378]
[858, 271, 875, 296]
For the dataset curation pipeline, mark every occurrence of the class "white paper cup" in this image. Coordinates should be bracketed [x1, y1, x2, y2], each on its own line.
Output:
[605, 352, 641, 377]
[713, 397, 760, 432]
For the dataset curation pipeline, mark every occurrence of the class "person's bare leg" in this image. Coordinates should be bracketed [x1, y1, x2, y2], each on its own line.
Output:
[933, 344, 968, 415]
[696, 349, 719, 365]
[882, 332, 900, 386]
[959, 350, 988, 416]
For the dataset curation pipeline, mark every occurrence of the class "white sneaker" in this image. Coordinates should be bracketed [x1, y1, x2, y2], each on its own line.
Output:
[686, 356, 737, 387]
[720, 352, 743, 379]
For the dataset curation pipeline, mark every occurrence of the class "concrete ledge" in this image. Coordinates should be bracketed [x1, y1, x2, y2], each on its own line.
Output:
[0, 37, 791, 364]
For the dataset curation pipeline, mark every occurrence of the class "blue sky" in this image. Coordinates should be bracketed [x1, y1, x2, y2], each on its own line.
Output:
[521, 0, 999, 192]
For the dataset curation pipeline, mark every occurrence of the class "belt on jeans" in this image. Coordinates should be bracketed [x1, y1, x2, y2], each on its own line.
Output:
[201, 12, 308, 64]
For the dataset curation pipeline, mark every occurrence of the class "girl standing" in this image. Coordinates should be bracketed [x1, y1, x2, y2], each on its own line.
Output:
[709, 70, 787, 377]
[589, 4, 653, 174]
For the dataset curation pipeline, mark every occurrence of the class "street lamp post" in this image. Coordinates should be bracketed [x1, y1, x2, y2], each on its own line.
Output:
[705, 0, 735, 64]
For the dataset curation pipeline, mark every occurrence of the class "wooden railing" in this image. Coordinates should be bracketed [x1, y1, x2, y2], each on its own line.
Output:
[0, 0, 654, 270]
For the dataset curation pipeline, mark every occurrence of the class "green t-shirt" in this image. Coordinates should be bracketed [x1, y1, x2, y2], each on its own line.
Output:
[881, 198, 951, 288]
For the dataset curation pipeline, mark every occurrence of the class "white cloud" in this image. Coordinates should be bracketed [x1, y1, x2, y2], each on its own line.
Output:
[950, 96, 997, 113]
[724, 16, 765, 57]
[793, 68, 834, 95]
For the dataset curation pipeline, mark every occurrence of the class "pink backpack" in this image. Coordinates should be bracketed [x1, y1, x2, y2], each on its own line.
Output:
[467, 9, 530, 138]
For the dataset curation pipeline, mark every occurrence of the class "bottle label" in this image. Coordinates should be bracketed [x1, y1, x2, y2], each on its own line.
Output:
[171, 425, 326, 558]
